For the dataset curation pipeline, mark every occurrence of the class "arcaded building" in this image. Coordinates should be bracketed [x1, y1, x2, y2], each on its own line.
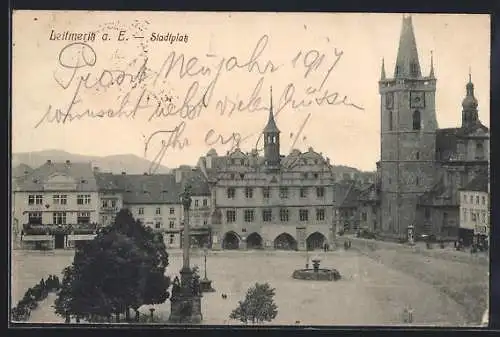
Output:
[198, 95, 336, 250]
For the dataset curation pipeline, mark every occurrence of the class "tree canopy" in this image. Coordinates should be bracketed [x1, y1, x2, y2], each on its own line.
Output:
[230, 282, 278, 325]
[54, 208, 171, 321]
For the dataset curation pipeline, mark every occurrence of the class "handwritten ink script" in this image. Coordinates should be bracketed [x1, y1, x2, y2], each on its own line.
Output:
[35, 32, 364, 173]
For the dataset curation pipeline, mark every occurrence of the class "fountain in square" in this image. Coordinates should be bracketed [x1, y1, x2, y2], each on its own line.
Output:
[292, 254, 341, 281]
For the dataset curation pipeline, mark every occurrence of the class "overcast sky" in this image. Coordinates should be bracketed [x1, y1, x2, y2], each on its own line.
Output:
[12, 12, 490, 171]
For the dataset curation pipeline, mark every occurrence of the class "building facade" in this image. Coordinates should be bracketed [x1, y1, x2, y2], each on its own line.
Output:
[13, 160, 100, 249]
[13, 159, 214, 250]
[198, 93, 336, 251]
[459, 174, 489, 246]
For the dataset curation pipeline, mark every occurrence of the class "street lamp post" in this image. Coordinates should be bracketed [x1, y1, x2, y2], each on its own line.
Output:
[200, 245, 215, 292]
[204, 247, 208, 279]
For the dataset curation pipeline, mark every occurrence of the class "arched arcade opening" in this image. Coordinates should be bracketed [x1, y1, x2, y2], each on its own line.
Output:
[222, 231, 240, 250]
[274, 233, 298, 250]
[246, 232, 263, 249]
[306, 232, 327, 251]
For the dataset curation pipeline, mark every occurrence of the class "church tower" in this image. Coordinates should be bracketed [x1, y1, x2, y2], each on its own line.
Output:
[263, 87, 281, 170]
[461, 72, 479, 129]
[378, 15, 438, 238]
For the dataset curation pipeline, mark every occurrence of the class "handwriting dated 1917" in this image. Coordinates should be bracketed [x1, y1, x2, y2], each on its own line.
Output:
[35, 33, 364, 173]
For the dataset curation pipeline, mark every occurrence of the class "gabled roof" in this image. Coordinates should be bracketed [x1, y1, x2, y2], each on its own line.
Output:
[179, 169, 211, 196]
[436, 123, 490, 161]
[332, 182, 354, 208]
[95, 172, 121, 191]
[340, 184, 362, 208]
[114, 174, 180, 204]
[358, 183, 379, 202]
[461, 174, 488, 193]
[15, 161, 98, 192]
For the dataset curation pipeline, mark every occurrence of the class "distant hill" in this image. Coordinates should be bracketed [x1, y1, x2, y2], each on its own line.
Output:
[12, 150, 171, 174]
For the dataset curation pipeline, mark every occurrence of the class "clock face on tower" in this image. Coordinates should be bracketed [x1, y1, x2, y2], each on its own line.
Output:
[410, 91, 425, 108]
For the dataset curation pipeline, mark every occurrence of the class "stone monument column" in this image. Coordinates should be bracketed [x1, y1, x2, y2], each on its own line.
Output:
[169, 185, 203, 323]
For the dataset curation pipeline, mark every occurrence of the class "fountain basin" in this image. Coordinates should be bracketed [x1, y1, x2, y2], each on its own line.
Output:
[292, 268, 341, 281]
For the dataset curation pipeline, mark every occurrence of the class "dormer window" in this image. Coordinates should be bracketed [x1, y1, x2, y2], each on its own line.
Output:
[81, 179, 87, 184]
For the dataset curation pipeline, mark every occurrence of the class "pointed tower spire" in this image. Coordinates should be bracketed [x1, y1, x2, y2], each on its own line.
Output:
[263, 86, 281, 170]
[394, 14, 422, 78]
[429, 50, 435, 78]
[381, 58, 386, 80]
[264, 86, 280, 133]
[270, 86, 273, 113]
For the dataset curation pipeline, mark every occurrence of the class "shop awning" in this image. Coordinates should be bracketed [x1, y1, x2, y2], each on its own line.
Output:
[22, 235, 53, 241]
[67, 234, 97, 241]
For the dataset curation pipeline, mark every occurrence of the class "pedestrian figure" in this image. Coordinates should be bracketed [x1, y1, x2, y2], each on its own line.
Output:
[402, 306, 414, 323]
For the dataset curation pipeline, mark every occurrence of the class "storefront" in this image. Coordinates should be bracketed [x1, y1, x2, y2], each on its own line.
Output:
[21, 235, 54, 250]
[67, 234, 97, 249]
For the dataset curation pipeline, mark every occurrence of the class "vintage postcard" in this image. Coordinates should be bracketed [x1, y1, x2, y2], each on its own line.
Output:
[11, 11, 490, 326]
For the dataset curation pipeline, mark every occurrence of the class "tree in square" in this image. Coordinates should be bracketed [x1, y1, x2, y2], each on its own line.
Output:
[230, 282, 278, 325]
[54, 208, 171, 322]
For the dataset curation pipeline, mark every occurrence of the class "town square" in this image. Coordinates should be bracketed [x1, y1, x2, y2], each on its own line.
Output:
[11, 12, 490, 326]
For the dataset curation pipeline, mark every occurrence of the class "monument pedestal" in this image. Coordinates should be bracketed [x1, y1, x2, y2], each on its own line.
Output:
[169, 295, 203, 323]
[200, 278, 215, 292]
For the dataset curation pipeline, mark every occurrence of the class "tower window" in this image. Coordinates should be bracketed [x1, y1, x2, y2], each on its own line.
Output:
[412, 110, 421, 130]
[416, 176, 420, 185]
[395, 66, 400, 76]
[476, 142, 485, 160]
[410, 63, 418, 76]
[388, 111, 393, 131]
[416, 151, 420, 160]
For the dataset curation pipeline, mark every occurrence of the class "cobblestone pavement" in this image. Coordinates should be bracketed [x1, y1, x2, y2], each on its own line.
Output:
[11, 248, 478, 326]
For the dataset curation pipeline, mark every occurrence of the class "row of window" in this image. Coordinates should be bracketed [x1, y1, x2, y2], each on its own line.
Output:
[194, 199, 209, 207]
[27, 211, 91, 225]
[229, 158, 322, 167]
[462, 209, 489, 223]
[28, 195, 209, 209]
[225, 208, 326, 223]
[462, 194, 487, 206]
[102, 199, 117, 208]
[28, 194, 92, 205]
[138, 207, 176, 216]
[227, 187, 326, 199]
